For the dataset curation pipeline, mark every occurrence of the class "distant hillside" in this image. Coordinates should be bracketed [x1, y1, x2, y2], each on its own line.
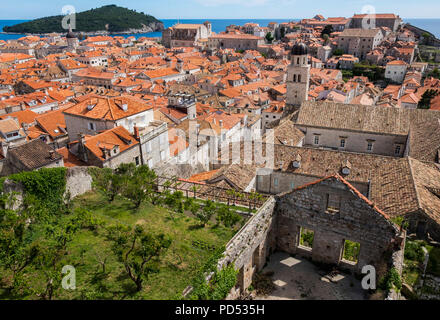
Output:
[3, 5, 163, 34]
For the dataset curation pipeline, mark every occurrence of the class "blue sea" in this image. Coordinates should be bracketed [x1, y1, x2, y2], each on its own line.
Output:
[1, 18, 440, 40]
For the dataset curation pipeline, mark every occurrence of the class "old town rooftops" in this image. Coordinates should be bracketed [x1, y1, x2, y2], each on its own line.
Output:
[63, 95, 153, 121]
[220, 141, 402, 185]
[370, 157, 440, 224]
[7, 139, 62, 170]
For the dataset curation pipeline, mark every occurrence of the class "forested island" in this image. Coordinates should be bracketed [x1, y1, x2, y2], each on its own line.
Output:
[3, 5, 164, 34]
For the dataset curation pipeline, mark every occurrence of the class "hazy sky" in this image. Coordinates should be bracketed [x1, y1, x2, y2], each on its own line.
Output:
[1, 0, 440, 19]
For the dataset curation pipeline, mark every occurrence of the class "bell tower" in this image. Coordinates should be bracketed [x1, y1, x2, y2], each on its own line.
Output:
[286, 42, 310, 107]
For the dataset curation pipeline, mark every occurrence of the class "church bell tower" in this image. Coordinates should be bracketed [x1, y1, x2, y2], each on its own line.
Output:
[286, 42, 310, 107]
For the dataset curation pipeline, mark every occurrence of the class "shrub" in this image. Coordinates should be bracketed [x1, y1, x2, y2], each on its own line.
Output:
[405, 241, 425, 263]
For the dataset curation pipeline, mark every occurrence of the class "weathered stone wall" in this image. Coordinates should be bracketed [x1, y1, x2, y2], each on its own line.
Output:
[155, 162, 207, 179]
[65, 167, 93, 199]
[275, 179, 403, 274]
[218, 197, 277, 299]
[2, 167, 94, 208]
[256, 170, 369, 196]
[216, 176, 405, 300]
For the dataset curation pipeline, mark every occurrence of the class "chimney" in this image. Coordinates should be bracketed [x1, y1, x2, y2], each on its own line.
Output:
[0, 141, 9, 158]
[213, 118, 216, 125]
[78, 133, 87, 148]
[177, 58, 183, 72]
[134, 125, 140, 139]
[219, 120, 223, 128]
[49, 150, 56, 160]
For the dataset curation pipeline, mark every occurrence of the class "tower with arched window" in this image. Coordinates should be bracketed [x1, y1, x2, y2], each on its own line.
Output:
[286, 42, 310, 107]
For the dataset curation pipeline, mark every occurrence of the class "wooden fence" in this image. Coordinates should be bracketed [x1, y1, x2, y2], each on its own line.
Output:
[154, 175, 268, 210]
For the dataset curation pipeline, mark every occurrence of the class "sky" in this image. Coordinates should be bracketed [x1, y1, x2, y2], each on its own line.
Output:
[1, 0, 440, 20]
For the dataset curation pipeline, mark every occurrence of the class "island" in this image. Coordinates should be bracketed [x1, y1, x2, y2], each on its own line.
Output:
[2, 5, 164, 35]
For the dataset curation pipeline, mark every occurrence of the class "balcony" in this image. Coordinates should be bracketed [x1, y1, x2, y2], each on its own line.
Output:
[138, 121, 168, 143]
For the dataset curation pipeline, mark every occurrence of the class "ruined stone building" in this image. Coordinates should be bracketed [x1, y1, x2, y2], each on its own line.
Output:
[219, 175, 405, 299]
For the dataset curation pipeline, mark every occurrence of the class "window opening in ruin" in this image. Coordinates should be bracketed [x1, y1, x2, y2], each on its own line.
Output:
[299, 227, 314, 250]
[252, 246, 260, 269]
[326, 194, 341, 214]
[342, 239, 360, 264]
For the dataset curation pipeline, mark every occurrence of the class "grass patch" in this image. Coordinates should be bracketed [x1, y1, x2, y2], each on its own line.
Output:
[402, 240, 425, 287]
[2, 191, 238, 300]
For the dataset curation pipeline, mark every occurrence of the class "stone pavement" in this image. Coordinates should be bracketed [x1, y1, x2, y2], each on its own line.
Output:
[255, 252, 366, 300]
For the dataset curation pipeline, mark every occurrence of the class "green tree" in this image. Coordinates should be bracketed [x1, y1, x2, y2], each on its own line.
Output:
[107, 224, 172, 292]
[24, 214, 84, 299]
[216, 204, 241, 228]
[184, 197, 201, 217]
[121, 164, 157, 209]
[418, 89, 439, 109]
[0, 206, 40, 289]
[197, 200, 216, 227]
[428, 68, 440, 80]
[280, 26, 286, 39]
[90, 168, 124, 202]
[265, 32, 274, 44]
[321, 25, 334, 38]
[333, 48, 344, 56]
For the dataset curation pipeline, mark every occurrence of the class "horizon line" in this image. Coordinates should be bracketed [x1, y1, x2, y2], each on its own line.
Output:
[2, 17, 440, 20]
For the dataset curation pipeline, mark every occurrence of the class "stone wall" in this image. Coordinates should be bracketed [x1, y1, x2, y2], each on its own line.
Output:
[215, 176, 406, 300]
[2, 167, 94, 209]
[275, 178, 404, 274]
[218, 197, 277, 300]
[155, 162, 207, 179]
[65, 166, 93, 199]
[296, 126, 407, 158]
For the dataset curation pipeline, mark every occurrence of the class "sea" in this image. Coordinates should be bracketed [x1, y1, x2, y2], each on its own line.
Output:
[0, 18, 440, 41]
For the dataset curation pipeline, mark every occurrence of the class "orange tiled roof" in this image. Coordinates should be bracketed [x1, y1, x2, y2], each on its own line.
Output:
[63, 95, 153, 121]
[82, 126, 138, 161]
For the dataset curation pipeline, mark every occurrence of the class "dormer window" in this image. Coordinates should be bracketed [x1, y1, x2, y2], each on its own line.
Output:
[341, 160, 351, 176]
[292, 154, 302, 169]
[88, 122, 96, 131]
[6, 131, 19, 139]
[87, 104, 96, 111]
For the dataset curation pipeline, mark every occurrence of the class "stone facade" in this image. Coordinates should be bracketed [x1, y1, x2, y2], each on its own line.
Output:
[349, 14, 402, 32]
[337, 29, 384, 60]
[65, 166, 93, 199]
[162, 22, 212, 48]
[297, 126, 407, 157]
[218, 175, 405, 298]
[219, 197, 277, 299]
[275, 176, 404, 274]
[286, 51, 310, 107]
[207, 34, 264, 51]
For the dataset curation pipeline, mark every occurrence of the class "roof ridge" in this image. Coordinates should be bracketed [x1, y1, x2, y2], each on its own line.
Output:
[107, 98, 115, 120]
[407, 157, 423, 211]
